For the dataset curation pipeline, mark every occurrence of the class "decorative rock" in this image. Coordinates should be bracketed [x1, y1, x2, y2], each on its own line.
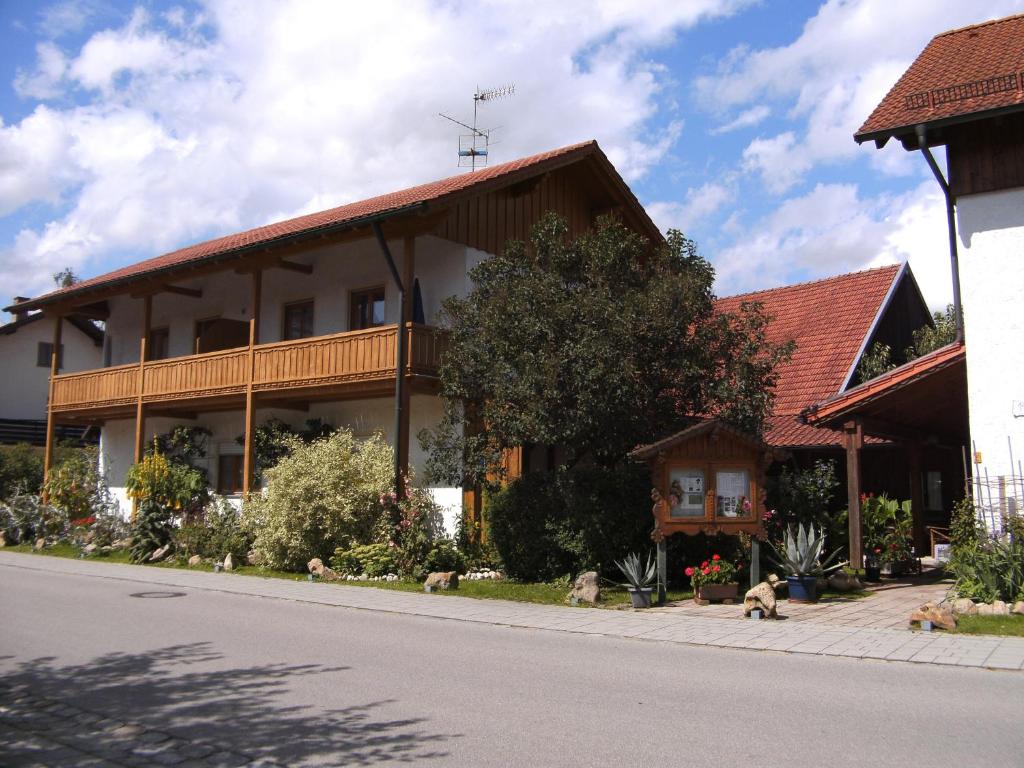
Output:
[909, 601, 956, 631]
[951, 598, 978, 616]
[34, 538, 46, 550]
[828, 571, 863, 592]
[977, 603, 994, 616]
[815, 576, 829, 595]
[111, 538, 130, 550]
[743, 574, 780, 619]
[991, 600, 1010, 616]
[1013, 601, 1024, 616]
[570, 571, 600, 604]
[0, 531, 6, 547]
[223, 553, 234, 571]
[83, 543, 98, 555]
[307, 558, 341, 582]
[188, 554, 203, 567]
[247, 549, 264, 567]
[148, 544, 171, 562]
[424, 571, 459, 590]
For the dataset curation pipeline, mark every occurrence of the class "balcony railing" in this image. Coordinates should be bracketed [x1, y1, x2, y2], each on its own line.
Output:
[51, 324, 446, 415]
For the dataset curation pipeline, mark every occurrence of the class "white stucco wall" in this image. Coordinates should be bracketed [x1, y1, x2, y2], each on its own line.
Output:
[956, 187, 1024, 514]
[0, 316, 102, 420]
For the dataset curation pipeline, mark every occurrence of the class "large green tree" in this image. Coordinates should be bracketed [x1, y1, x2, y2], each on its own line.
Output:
[421, 213, 793, 486]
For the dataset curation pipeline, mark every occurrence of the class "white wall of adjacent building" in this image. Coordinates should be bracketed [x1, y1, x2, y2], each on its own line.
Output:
[0, 315, 102, 421]
[98, 233, 483, 533]
[956, 186, 1024, 520]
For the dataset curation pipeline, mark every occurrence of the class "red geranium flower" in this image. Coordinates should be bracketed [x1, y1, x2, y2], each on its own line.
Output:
[701, 560, 708, 568]
[712, 554, 721, 561]
[684, 567, 694, 577]
[712, 565, 720, 573]
[701, 568, 711, 575]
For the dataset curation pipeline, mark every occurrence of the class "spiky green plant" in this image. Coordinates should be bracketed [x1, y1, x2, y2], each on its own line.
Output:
[615, 551, 656, 590]
[768, 523, 844, 577]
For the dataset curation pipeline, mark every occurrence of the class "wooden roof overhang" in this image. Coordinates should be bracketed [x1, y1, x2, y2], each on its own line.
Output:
[800, 342, 968, 446]
[6, 141, 663, 319]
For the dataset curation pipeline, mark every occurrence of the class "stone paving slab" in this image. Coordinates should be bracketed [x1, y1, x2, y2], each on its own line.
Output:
[2, 551, 1023, 673]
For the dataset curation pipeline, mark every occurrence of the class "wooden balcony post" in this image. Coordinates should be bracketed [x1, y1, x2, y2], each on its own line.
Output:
[845, 419, 864, 569]
[242, 270, 262, 496]
[397, 236, 415, 487]
[42, 314, 63, 501]
[908, 442, 926, 557]
[133, 295, 151, 465]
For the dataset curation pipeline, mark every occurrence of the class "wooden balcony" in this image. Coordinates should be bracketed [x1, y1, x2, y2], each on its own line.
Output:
[50, 324, 447, 420]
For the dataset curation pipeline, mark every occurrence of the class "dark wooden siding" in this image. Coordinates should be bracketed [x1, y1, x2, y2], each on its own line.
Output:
[948, 111, 1024, 197]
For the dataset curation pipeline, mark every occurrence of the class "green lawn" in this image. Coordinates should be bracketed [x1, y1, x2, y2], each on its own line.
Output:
[954, 614, 1024, 637]
[4, 543, 690, 607]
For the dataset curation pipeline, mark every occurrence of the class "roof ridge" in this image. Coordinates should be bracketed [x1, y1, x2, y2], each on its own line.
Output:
[716, 263, 901, 302]
[934, 11, 1024, 38]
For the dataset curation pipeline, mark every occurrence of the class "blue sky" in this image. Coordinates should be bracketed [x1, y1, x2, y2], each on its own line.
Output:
[2, 0, 1023, 316]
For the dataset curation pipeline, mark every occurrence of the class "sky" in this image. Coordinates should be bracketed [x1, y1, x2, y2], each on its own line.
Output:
[1, 0, 1023, 319]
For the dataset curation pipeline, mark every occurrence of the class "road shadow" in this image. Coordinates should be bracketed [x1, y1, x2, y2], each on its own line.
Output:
[0, 642, 454, 765]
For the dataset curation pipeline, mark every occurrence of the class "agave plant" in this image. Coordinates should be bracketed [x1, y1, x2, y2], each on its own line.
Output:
[769, 523, 845, 578]
[615, 551, 657, 590]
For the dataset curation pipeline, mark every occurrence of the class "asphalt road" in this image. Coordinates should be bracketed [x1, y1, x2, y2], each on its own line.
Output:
[1, 562, 1022, 767]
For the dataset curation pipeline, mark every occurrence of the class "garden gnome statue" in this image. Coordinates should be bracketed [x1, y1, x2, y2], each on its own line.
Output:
[743, 574, 780, 619]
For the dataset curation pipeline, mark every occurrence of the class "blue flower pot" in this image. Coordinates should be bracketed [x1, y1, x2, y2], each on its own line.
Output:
[786, 575, 819, 603]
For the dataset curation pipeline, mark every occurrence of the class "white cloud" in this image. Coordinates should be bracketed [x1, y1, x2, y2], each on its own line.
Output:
[1, 0, 753, 302]
[647, 180, 735, 233]
[712, 181, 953, 310]
[710, 104, 769, 134]
[696, 0, 1024, 191]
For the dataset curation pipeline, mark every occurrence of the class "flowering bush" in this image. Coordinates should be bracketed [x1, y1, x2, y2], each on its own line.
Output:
[44, 447, 112, 524]
[386, 485, 445, 581]
[684, 553, 739, 587]
[126, 446, 208, 514]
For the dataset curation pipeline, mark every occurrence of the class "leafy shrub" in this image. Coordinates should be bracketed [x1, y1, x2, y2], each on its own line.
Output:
[43, 446, 111, 521]
[126, 447, 209, 515]
[861, 494, 913, 565]
[949, 496, 980, 552]
[423, 540, 466, 575]
[237, 417, 336, 483]
[129, 497, 175, 563]
[948, 534, 1024, 603]
[0, 492, 65, 543]
[331, 543, 397, 577]
[387, 486, 445, 580]
[764, 460, 843, 549]
[174, 497, 253, 561]
[487, 464, 651, 582]
[241, 430, 393, 571]
[0, 444, 45, 499]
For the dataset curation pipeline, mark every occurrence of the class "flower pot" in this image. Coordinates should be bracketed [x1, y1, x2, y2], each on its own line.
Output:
[786, 575, 819, 603]
[864, 565, 882, 582]
[695, 582, 739, 604]
[628, 587, 653, 608]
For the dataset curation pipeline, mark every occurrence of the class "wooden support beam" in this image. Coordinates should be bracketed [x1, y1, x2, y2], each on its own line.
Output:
[42, 315, 63, 502]
[130, 283, 202, 299]
[908, 442, 926, 557]
[845, 419, 864, 569]
[242, 270, 262, 496]
[134, 295, 152, 466]
[396, 236, 415, 486]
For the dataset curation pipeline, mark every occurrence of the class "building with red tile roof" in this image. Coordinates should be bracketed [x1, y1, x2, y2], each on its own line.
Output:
[714, 263, 929, 449]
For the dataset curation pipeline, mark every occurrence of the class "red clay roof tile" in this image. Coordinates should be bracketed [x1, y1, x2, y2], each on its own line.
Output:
[856, 13, 1024, 143]
[714, 265, 901, 448]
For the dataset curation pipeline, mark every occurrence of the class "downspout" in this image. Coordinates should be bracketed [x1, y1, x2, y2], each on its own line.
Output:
[371, 221, 407, 495]
[915, 124, 965, 344]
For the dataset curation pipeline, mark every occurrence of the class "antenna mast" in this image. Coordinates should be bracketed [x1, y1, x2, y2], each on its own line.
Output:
[439, 84, 515, 170]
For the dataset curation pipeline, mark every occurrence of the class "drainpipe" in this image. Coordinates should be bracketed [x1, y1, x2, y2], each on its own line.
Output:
[915, 124, 965, 344]
[371, 221, 406, 496]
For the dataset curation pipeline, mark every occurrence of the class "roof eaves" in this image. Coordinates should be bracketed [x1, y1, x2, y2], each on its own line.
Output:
[854, 100, 1024, 148]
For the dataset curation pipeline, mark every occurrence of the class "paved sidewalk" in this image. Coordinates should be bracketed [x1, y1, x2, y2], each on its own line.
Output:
[2, 551, 1023, 671]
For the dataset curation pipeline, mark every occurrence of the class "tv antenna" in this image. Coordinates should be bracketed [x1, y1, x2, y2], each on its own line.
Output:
[439, 84, 515, 170]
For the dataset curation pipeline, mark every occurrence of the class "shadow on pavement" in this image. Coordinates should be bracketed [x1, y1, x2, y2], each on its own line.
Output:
[0, 641, 455, 765]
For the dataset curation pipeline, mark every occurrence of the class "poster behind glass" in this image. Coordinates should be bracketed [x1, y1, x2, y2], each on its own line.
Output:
[669, 469, 705, 517]
[715, 469, 750, 518]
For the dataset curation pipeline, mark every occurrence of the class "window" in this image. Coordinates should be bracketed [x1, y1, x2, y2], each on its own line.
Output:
[926, 471, 943, 511]
[217, 454, 244, 495]
[350, 287, 385, 330]
[282, 300, 315, 340]
[148, 327, 169, 361]
[37, 342, 64, 369]
[668, 468, 705, 517]
[715, 469, 751, 518]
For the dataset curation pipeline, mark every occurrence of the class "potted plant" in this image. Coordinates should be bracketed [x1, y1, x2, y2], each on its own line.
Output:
[615, 551, 656, 608]
[861, 494, 914, 577]
[768, 523, 844, 603]
[685, 554, 739, 604]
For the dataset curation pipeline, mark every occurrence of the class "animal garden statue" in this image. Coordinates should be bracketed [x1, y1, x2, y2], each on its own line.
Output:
[743, 574, 781, 619]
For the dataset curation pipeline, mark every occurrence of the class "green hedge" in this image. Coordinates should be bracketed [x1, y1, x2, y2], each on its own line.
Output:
[486, 464, 651, 582]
